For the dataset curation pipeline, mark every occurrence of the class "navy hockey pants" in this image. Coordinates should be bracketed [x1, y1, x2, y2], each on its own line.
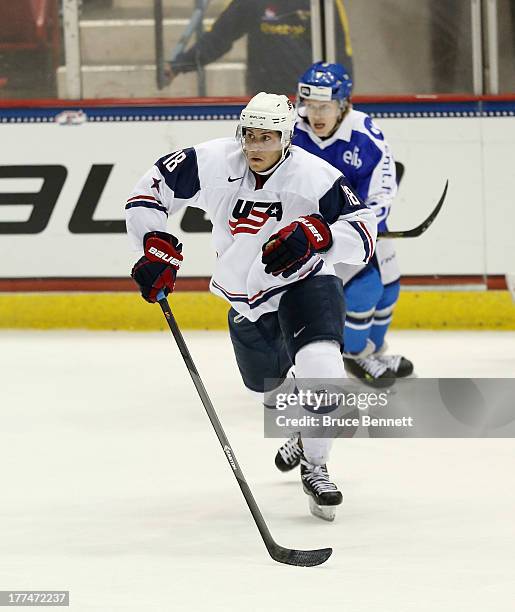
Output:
[228, 275, 345, 393]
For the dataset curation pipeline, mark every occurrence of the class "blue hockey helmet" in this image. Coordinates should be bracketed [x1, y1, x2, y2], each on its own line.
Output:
[297, 61, 353, 102]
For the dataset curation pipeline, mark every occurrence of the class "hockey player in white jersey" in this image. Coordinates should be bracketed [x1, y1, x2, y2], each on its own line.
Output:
[126, 92, 376, 521]
[293, 62, 414, 387]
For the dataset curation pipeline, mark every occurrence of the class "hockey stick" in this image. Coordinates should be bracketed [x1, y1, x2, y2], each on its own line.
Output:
[156, 291, 332, 567]
[378, 180, 449, 238]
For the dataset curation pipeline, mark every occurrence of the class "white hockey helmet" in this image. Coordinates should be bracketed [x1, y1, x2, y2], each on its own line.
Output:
[237, 92, 296, 152]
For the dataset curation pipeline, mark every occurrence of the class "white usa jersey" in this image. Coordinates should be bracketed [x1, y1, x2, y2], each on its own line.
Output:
[126, 137, 377, 322]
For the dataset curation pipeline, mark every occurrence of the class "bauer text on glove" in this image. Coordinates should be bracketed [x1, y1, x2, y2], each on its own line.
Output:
[131, 231, 183, 303]
[261, 214, 332, 278]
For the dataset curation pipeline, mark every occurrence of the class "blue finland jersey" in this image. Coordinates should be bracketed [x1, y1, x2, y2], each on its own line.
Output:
[293, 109, 397, 232]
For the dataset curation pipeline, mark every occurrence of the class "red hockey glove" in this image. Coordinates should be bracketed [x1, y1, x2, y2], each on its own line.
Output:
[131, 231, 183, 303]
[262, 214, 332, 278]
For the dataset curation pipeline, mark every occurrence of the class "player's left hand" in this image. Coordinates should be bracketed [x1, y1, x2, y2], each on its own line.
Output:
[262, 214, 332, 278]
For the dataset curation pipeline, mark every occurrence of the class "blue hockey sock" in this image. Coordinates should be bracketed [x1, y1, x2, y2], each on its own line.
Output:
[344, 307, 374, 354]
[370, 280, 400, 351]
[370, 307, 392, 351]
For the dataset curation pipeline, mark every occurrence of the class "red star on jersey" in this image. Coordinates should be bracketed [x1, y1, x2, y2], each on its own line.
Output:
[151, 177, 161, 192]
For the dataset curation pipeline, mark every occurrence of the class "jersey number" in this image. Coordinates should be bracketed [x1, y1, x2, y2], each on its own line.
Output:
[162, 150, 186, 172]
[342, 185, 361, 207]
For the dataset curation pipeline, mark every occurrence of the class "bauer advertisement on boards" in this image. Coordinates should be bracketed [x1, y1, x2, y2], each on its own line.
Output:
[1, 105, 514, 278]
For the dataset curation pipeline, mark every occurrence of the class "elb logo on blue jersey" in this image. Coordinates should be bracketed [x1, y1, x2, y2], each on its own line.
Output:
[364, 117, 384, 141]
[342, 145, 363, 169]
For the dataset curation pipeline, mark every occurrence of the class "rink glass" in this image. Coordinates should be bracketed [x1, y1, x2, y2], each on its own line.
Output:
[3, 0, 514, 100]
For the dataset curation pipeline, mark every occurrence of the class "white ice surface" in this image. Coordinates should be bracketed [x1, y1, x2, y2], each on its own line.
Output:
[0, 330, 514, 611]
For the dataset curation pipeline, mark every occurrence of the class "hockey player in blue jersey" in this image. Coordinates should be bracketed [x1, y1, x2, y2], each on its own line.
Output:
[292, 62, 413, 387]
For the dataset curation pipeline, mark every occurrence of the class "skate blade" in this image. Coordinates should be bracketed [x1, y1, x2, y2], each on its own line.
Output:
[308, 497, 336, 522]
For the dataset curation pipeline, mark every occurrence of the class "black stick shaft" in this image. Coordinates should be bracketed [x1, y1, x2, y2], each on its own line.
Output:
[378, 179, 449, 239]
[158, 296, 276, 549]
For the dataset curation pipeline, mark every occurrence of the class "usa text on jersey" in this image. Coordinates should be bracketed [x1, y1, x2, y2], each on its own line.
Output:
[229, 199, 283, 235]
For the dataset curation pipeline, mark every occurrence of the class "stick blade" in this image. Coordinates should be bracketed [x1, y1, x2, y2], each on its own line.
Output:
[269, 543, 333, 567]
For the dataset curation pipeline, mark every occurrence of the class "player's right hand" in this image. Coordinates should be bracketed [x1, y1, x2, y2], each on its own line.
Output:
[131, 231, 183, 303]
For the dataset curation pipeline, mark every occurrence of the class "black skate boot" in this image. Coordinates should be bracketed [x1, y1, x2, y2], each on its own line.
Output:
[301, 459, 343, 522]
[343, 355, 396, 388]
[275, 436, 304, 472]
[375, 353, 414, 377]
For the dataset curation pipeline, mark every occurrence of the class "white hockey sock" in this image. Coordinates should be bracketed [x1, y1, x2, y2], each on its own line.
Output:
[302, 438, 332, 466]
[295, 340, 346, 380]
[294, 340, 345, 465]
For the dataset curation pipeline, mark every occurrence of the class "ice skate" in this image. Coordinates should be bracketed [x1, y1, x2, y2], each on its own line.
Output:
[375, 353, 414, 377]
[301, 459, 343, 522]
[343, 355, 396, 388]
[275, 436, 304, 472]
